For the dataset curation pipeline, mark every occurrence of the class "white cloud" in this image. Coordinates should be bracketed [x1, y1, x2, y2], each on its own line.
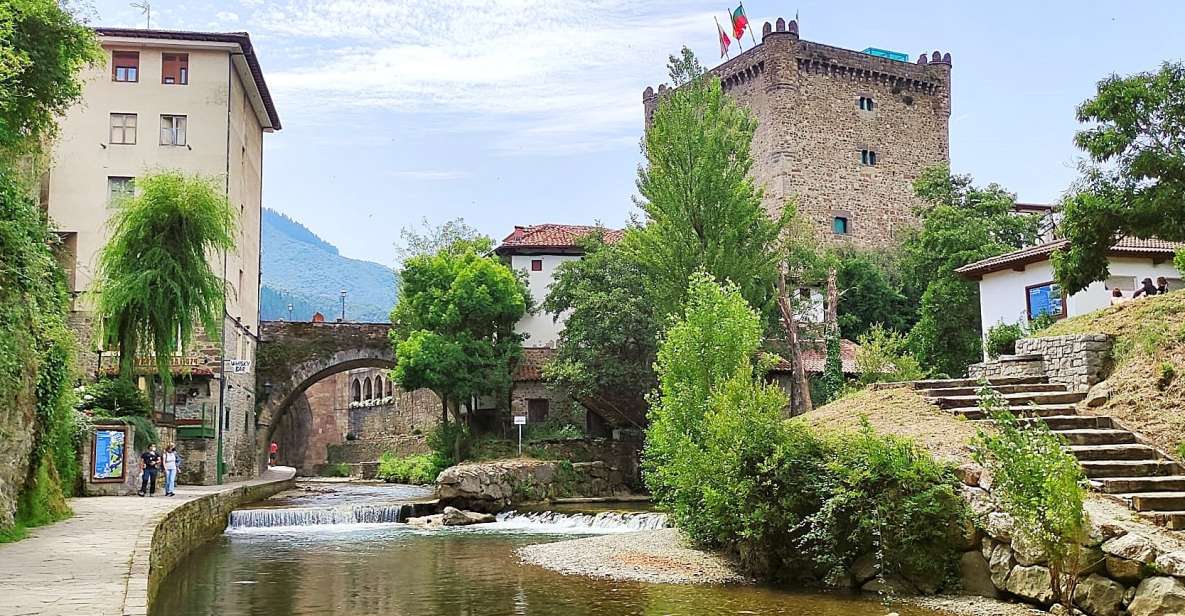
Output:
[215, 11, 240, 22]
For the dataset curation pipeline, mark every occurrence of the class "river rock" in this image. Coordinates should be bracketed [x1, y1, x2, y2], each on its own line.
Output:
[1012, 531, 1049, 566]
[961, 485, 995, 517]
[988, 541, 1016, 589]
[1003, 564, 1054, 605]
[1128, 577, 1185, 616]
[1072, 573, 1126, 616]
[955, 463, 983, 487]
[441, 506, 495, 526]
[985, 511, 1015, 541]
[958, 550, 999, 599]
[1154, 551, 1185, 578]
[850, 553, 879, 585]
[1103, 533, 1158, 564]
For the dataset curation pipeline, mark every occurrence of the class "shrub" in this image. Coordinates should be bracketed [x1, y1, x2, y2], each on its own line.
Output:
[972, 386, 1089, 610]
[856, 324, 925, 384]
[1157, 361, 1176, 390]
[376, 452, 447, 485]
[985, 322, 1025, 359]
[1029, 312, 1057, 334]
[320, 463, 352, 478]
[427, 422, 470, 465]
[525, 417, 584, 442]
[77, 378, 152, 417]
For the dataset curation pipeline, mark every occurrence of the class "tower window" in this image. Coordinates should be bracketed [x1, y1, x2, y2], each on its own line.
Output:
[858, 96, 875, 111]
[112, 51, 139, 82]
[833, 217, 850, 235]
[860, 150, 877, 166]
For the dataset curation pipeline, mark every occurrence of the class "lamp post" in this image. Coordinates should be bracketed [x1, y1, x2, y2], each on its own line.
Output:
[340, 289, 347, 322]
[287, 303, 293, 321]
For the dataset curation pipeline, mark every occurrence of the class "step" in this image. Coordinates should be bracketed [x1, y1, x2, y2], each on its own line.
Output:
[1068, 444, 1162, 461]
[928, 391, 1086, 409]
[1054, 429, 1137, 446]
[889, 376, 1048, 391]
[1098, 476, 1185, 494]
[1126, 492, 1185, 512]
[1081, 460, 1184, 479]
[952, 405, 1079, 420]
[918, 383, 1068, 397]
[1144, 511, 1185, 530]
[1022, 415, 1111, 431]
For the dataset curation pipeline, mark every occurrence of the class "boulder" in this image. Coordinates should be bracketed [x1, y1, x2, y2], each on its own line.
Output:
[441, 506, 495, 526]
[961, 485, 995, 517]
[1088, 519, 1127, 547]
[1128, 577, 1185, 616]
[955, 463, 983, 487]
[861, 575, 917, 595]
[985, 511, 1015, 541]
[988, 541, 1016, 589]
[1154, 551, 1185, 579]
[1003, 564, 1054, 605]
[1012, 531, 1049, 566]
[958, 550, 999, 599]
[1102, 533, 1158, 564]
[1084, 382, 1111, 407]
[1072, 573, 1126, 616]
[850, 553, 879, 585]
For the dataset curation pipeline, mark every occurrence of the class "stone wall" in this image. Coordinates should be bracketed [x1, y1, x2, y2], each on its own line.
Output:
[436, 459, 633, 513]
[1015, 334, 1114, 393]
[510, 380, 585, 430]
[968, 354, 1047, 380]
[528, 437, 643, 489]
[141, 468, 296, 612]
[643, 19, 950, 249]
[954, 464, 1185, 615]
[0, 372, 36, 529]
[327, 435, 430, 464]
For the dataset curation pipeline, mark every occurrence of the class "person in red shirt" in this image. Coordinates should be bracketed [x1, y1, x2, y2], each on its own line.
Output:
[269, 441, 279, 466]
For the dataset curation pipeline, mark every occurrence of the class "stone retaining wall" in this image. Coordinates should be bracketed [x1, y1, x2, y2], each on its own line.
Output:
[326, 435, 429, 465]
[134, 468, 296, 614]
[436, 459, 632, 513]
[1015, 334, 1114, 393]
[968, 354, 1047, 380]
[953, 464, 1185, 615]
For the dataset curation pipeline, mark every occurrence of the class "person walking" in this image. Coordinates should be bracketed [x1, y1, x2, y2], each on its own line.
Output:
[162, 443, 181, 497]
[269, 441, 279, 466]
[139, 443, 161, 497]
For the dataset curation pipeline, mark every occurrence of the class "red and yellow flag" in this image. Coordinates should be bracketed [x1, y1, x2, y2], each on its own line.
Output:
[730, 4, 749, 39]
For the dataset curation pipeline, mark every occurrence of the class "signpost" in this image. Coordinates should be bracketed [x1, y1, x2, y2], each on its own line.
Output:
[513, 415, 527, 456]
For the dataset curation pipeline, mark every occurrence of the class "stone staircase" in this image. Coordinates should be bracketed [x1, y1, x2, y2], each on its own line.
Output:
[905, 376, 1185, 530]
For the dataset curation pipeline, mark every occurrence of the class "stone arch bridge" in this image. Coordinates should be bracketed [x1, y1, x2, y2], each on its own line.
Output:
[256, 320, 395, 470]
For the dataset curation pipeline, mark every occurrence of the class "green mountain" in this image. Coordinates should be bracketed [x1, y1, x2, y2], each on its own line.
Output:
[261, 209, 396, 323]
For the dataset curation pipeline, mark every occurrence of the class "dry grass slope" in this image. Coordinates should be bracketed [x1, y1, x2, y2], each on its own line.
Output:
[1040, 290, 1185, 458]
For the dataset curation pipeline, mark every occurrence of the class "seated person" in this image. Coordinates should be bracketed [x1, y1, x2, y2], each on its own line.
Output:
[1156, 276, 1171, 295]
[1133, 278, 1158, 298]
[1109, 287, 1129, 305]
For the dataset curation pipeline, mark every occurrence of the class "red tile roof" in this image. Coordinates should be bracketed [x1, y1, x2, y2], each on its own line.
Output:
[513, 347, 555, 381]
[768, 339, 860, 374]
[956, 237, 1184, 278]
[496, 224, 623, 255]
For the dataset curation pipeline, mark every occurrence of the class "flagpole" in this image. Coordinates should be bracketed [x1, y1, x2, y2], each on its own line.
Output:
[727, 8, 743, 51]
[740, 1, 758, 45]
[714, 16, 731, 59]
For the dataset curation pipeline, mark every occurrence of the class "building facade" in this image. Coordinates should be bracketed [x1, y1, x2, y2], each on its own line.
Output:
[643, 18, 951, 248]
[44, 28, 280, 483]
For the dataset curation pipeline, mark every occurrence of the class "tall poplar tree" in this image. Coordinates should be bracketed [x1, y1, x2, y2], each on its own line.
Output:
[625, 47, 789, 319]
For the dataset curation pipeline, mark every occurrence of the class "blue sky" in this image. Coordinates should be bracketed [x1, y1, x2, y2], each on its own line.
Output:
[85, 0, 1184, 266]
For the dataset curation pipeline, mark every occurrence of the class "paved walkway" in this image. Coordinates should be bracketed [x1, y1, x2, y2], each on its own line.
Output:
[0, 468, 294, 616]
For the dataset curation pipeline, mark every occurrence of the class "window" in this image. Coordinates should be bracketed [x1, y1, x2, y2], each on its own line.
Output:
[109, 113, 137, 144]
[832, 216, 850, 235]
[112, 51, 139, 82]
[364, 377, 373, 400]
[161, 53, 189, 85]
[107, 177, 135, 205]
[860, 150, 877, 166]
[351, 379, 361, 403]
[530, 259, 543, 272]
[1025, 281, 1067, 321]
[527, 398, 550, 423]
[160, 115, 187, 146]
[858, 96, 875, 111]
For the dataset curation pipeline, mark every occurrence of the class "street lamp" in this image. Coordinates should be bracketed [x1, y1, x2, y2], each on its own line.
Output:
[340, 289, 347, 322]
[287, 303, 293, 321]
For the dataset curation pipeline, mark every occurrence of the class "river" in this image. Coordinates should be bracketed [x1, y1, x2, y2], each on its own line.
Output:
[151, 482, 953, 616]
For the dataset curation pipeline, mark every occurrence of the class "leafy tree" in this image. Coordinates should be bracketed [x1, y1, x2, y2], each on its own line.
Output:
[625, 47, 789, 319]
[95, 171, 235, 388]
[835, 250, 914, 341]
[902, 166, 1039, 376]
[394, 217, 490, 267]
[543, 231, 658, 429]
[854, 325, 924, 385]
[819, 327, 844, 403]
[390, 241, 528, 457]
[1054, 62, 1185, 294]
[0, 0, 100, 153]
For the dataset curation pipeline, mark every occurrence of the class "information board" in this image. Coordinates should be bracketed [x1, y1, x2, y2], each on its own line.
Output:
[92, 428, 127, 482]
[1027, 282, 1064, 319]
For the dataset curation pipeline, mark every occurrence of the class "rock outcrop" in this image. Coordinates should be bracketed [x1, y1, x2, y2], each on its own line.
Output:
[406, 506, 496, 529]
[436, 459, 631, 512]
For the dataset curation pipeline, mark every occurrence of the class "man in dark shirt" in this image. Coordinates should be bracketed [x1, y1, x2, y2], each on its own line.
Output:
[139, 444, 161, 497]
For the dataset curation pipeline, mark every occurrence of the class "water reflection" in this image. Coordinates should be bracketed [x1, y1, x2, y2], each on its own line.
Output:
[152, 524, 947, 616]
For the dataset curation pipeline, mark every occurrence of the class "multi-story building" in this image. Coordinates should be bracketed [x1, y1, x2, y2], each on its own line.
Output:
[43, 28, 280, 483]
[643, 18, 952, 248]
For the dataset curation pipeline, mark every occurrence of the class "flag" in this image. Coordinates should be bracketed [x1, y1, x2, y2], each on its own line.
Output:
[730, 4, 749, 40]
[715, 17, 732, 58]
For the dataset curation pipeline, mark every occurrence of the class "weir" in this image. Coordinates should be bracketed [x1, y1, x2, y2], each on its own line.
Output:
[495, 510, 669, 531]
[228, 504, 410, 528]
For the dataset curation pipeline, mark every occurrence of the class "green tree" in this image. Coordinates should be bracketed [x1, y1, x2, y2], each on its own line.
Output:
[543, 231, 658, 429]
[1054, 62, 1185, 294]
[390, 241, 529, 456]
[625, 47, 789, 319]
[0, 0, 100, 154]
[95, 171, 235, 388]
[393, 217, 490, 267]
[835, 250, 914, 341]
[902, 166, 1039, 376]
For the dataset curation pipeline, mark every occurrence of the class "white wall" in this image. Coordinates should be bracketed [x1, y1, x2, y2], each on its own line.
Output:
[977, 256, 1183, 346]
[509, 253, 581, 348]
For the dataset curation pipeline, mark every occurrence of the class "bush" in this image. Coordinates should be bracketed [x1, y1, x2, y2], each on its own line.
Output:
[525, 417, 584, 442]
[645, 273, 968, 587]
[427, 422, 470, 466]
[856, 324, 925, 384]
[985, 322, 1025, 359]
[376, 452, 448, 485]
[77, 378, 152, 417]
[320, 463, 352, 478]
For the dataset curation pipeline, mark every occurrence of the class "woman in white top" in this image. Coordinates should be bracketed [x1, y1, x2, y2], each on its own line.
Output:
[162, 443, 181, 497]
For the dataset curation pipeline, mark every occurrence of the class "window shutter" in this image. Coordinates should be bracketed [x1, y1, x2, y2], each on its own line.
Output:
[160, 117, 171, 145]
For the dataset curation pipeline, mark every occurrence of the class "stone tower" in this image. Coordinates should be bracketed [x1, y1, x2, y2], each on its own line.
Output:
[643, 18, 951, 248]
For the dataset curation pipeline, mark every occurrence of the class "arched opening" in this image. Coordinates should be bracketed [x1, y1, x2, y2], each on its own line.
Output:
[364, 377, 373, 400]
[351, 379, 361, 403]
[385, 378, 393, 398]
[374, 375, 383, 399]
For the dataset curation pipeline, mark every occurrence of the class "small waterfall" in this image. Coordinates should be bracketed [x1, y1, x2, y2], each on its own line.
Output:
[228, 504, 409, 529]
[495, 510, 669, 532]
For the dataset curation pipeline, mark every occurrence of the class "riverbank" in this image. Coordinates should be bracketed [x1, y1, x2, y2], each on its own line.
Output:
[0, 467, 294, 616]
[519, 529, 1045, 616]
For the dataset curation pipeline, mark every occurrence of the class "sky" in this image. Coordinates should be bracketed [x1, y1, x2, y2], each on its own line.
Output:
[84, 0, 1185, 266]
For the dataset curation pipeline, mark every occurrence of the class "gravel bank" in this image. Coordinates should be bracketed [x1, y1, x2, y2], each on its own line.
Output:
[517, 528, 749, 585]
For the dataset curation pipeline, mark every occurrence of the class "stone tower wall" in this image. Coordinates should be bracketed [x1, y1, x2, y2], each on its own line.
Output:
[643, 18, 951, 248]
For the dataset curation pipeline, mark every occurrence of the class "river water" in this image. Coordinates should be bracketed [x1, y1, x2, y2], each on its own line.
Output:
[151, 483, 950, 616]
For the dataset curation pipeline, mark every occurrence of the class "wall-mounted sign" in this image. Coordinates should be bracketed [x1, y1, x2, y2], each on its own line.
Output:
[91, 427, 128, 482]
[1026, 281, 1066, 320]
[227, 360, 252, 374]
